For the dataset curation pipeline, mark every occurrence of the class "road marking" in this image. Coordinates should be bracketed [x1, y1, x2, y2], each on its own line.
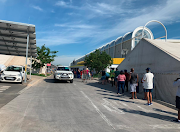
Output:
[102, 99, 124, 114]
[80, 91, 115, 130]
[149, 124, 180, 129]
[0, 86, 11, 93]
[137, 105, 152, 112]
[1, 86, 11, 88]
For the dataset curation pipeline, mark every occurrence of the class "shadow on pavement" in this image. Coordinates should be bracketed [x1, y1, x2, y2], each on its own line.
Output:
[44, 78, 69, 83]
[86, 82, 118, 94]
[120, 108, 176, 122]
[153, 108, 177, 116]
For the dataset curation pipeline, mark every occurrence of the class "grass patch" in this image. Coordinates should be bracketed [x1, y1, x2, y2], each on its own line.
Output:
[27, 73, 51, 77]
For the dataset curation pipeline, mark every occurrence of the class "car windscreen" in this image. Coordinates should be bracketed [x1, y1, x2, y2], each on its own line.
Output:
[5, 66, 22, 72]
[57, 67, 70, 71]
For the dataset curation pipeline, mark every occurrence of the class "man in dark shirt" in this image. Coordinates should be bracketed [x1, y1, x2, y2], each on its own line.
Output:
[101, 69, 106, 85]
[129, 68, 138, 99]
[114, 68, 120, 89]
[124, 70, 129, 92]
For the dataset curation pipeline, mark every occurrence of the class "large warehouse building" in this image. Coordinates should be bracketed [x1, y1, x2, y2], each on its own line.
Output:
[70, 26, 154, 71]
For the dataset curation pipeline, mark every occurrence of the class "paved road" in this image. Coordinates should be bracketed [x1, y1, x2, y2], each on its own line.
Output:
[0, 76, 179, 132]
[0, 81, 27, 108]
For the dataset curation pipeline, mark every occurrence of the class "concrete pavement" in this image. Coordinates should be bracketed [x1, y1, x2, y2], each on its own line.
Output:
[0, 75, 46, 109]
[0, 77, 179, 132]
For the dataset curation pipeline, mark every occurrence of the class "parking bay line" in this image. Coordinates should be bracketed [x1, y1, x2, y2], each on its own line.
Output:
[80, 91, 116, 130]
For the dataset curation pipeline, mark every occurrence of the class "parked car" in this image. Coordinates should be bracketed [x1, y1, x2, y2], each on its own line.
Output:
[0, 64, 6, 73]
[0, 65, 25, 84]
[54, 66, 74, 83]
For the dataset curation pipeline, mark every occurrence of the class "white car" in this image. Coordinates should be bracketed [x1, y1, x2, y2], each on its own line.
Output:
[54, 66, 74, 83]
[0, 65, 25, 84]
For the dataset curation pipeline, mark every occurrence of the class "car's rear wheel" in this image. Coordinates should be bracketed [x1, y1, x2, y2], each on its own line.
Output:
[70, 80, 73, 83]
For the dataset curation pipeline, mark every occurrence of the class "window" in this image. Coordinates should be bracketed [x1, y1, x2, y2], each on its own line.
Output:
[6, 66, 22, 72]
[134, 29, 151, 46]
[57, 67, 70, 71]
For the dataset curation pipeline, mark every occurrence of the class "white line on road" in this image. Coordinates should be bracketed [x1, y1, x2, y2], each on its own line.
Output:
[149, 124, 180, 129]
[1, 86, 10, 87]
[102, 99, 124, 114]
[137, 105, 152, 113]
[80, 91, 116, 130]
[0, 88, 8, 90]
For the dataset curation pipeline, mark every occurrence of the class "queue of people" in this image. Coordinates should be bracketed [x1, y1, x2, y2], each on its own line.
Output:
[110, 68, 154, 104]
[74, 67, 180, 122]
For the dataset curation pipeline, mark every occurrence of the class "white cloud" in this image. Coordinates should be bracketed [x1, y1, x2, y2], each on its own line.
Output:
[32, 5, 43, 11]
[55, 23, 97, 29]
[53, 55, 82, 66]
[55, 1, 67, 6]
[40, 0, 180, 48]
[55, 1, 77, 9]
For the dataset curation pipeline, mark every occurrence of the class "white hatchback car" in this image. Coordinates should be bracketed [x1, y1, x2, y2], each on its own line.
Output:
[54, 66, 74, 83]
[0, 65, 25, 84]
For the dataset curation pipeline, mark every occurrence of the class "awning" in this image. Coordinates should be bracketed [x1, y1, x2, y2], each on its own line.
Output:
[0, 20, 36, 57]
[77, 61, 85, 65]
[70, 65, 84, 68]
[112, 58, 125, 64]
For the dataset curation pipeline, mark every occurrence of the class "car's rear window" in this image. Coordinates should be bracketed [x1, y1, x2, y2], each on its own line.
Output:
[57, 67, 70, 71]
[5, 66, 22, 72]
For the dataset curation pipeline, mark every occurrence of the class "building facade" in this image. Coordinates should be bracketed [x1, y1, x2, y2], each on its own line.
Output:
[70, 26, 154, 71]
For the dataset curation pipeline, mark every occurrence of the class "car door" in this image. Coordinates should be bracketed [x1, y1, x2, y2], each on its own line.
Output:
[20, 67, 25, 79]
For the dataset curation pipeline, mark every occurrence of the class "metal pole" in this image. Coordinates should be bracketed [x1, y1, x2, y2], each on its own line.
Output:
[30, 56, 32, 79]
[142, 20, 167, 41]
[24, 31, 29, 83]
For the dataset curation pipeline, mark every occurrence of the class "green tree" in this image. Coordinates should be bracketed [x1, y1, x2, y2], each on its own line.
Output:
[84, 50, 112, 73]
[32, 44, 58, 73]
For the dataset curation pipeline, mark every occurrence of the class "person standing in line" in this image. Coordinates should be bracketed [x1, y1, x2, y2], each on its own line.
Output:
[173, 75, 180, 122]
[106, 72, 110, 84]
[82, 68, 86, 82]
[117, 70, 126, 94]
[110, 69, 115, 87]
[77, 69, 80, 78]
[80, 70, 83, 79]
[114, 68, 120, 89]
[124, 70, 129, 92]
[141, 77, 147, 100]
[91, 70, 94, 80]
[129, 68, 138, 99]
[142, 68, 154, 105]
[101, 69, 106, 85]
[86, 68, 89, 82]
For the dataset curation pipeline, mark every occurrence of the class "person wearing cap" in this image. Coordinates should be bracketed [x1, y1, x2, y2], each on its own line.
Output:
[142, 68, 154, 106]
[173, 76, 180, 122]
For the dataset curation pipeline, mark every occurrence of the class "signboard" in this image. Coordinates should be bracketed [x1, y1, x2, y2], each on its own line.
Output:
[47, 63, 51, 66]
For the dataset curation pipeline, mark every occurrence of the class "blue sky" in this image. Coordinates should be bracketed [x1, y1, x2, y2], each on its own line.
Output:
[0, 0, 180, 66]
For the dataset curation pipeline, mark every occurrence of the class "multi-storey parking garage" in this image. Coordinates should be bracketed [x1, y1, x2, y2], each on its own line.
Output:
[70, 26, 154, 71]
